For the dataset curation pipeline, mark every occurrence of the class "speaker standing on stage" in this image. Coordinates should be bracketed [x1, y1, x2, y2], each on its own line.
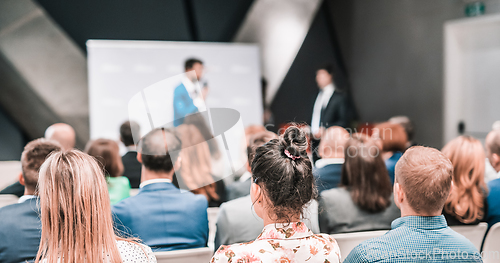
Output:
[310, 64, 350, 161]
[173, 58, 208, 126]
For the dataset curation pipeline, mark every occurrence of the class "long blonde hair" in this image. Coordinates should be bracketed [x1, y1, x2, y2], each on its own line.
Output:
[442, 136, 487, 224]
[35, 150, 124, 263]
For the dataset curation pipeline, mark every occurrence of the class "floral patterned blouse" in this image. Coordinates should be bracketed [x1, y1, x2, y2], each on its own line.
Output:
[211, 222, 341, 263]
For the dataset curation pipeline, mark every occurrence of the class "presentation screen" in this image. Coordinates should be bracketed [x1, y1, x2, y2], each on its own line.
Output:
[87, 40, 262, 142]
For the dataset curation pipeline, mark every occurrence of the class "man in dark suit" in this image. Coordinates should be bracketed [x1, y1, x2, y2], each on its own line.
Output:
[120, 121, 142, 188]
[0, 139, 61, 263]
[313, 126, 349, 193]
[310, 64, 351, 161]
[112, 128, 208, 251]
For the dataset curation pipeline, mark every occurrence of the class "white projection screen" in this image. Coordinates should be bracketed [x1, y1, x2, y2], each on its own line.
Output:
[87, 40, 262, 142]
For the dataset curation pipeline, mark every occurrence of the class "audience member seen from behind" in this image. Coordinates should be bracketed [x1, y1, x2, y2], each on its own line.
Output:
[0, 123, 76, 197]
[485, 129, 500, 229]
[112, 128, 208, 251]
[176, 124, 225, 207]
[319, 134, 400, 234]
[85, 139, 130, 205]
[314, 126, 349, 193]
[345, 146, 482, 263]
[35, 150, 156, 263]
[441, 136, 487, 226]
[389, 116, 415, 148]
[226, 125, 270, 201]
[211, 126, 341, 263]
[372, 122, 408, 184]
[215, 131, 283, 249]
[120, 121, 142, 188]
[0, 139, 61, 263]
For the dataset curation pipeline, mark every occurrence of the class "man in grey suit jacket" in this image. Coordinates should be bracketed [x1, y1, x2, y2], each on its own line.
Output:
[0, 139, 61, 263]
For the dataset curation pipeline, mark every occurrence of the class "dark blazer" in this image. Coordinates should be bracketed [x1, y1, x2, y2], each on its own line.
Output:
[0, 181, 24, 197]
[0, 197, 41, 263]
[320, 89, 350, 129]
[314, 163, 342, 193]
[112, 182, 208, 251]
[121, 151, 142, 188]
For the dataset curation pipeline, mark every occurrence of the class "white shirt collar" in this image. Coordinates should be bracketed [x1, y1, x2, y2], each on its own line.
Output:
[126, 145, 137, 152]
[139, 178, 172, 188]
[18, 195, 36, 203]
[315, 158, 344, 169]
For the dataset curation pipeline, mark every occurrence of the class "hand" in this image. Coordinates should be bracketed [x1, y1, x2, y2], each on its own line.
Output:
[201, 87, 209, 100]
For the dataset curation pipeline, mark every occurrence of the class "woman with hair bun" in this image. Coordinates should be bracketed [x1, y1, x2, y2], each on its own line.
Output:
[211, 125, 341, 263]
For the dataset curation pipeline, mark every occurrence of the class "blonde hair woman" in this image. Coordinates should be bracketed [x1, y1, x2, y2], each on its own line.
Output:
[35, 150, 156, 263]
[442, 136, 488, 225]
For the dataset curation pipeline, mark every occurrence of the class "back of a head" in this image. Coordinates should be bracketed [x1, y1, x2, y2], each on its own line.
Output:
[389, 116, 414, 142]
[395, 146, 453, 215]
[442, 136, 486, 223]
[341, 134, 392, 212]
[319, 126, 349, 158]
[44, 123, 76, 150]
[36, 150, 121, 263]
[85, 139, 124, 177]
[120, 121, 141, 147]
[138, 128, 182, 174]
[251, 125, 315, 222]
[374, 122, 408, 153]
[486, 129, 500, 157]
[21, 139, 62, 193]
[247, 131, 278, 163]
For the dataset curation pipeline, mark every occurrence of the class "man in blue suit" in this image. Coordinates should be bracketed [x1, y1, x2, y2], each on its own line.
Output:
[0, 138, 61, 263]
[173, 58, 207, 127]
[314, 126, 349, 193]
[112, 128, 209, 251]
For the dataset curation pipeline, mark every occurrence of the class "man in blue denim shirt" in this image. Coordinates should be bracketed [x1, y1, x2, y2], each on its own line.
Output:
[345, 146, 482, 263]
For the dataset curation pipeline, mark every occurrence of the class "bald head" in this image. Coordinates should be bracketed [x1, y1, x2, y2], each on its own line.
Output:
[44, 123, 75, 150]
[138, 128, 182, 174]
[319, 126, 349, 159]
[486, 129, 500, 172]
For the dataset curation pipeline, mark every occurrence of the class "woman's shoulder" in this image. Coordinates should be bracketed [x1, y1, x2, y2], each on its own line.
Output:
[116, 240, 157, 263]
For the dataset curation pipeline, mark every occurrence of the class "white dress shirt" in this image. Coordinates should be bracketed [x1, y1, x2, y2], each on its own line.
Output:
[311, 83, 335, 134]
[18, 195, 36, 203]
[182, 76, 206, 111]
[139, 178, 172, 188]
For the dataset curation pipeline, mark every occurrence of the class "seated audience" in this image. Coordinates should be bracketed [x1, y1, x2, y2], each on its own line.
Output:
[35, 150, 156, 262]
[345, 146, 482, 263]
[389, 115, 415, 148]
[226, 129, 277, 201]
[211, 126, 341, 263]
[486, 129, 500, 229]
[85, 139, 130, 204]
[319, 134, 400, 234]
[176, 124, 225, 207]
[0, 123, 76, 197]
[372, 122, 408, 184]
[112, 128, 208, 251]
[485, 128, 500, 182]
[0, 139, 61, 263]
[314, 126, 349, 192]
[441, 136, 487, 225]
[120, 121, 142, 188]
[215, 131, 292, 250]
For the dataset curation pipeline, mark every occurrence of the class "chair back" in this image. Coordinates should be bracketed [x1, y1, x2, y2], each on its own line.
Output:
[450, 222, 488, 251]
[0, 194, 19, 208]
[482, 222, 500, 263]
[332, 230, 388, 261]
[154, 247, 213, 263]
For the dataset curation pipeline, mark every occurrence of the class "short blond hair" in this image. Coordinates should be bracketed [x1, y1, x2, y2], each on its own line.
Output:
[395, 146, 453, 214]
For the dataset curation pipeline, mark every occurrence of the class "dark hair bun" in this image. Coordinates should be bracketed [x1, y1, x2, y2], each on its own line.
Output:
[281, 126, 308, 158]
